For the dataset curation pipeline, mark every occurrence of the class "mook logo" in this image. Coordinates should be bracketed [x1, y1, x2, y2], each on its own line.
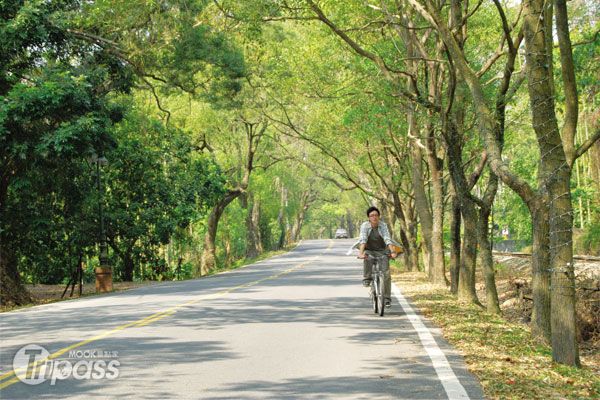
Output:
[13, 344, 120, 385]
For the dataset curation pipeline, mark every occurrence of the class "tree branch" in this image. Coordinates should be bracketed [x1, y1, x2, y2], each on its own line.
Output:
[305, 0, 416, 84]
[555, 0, 579, 167]
[574, 127, 600, 162]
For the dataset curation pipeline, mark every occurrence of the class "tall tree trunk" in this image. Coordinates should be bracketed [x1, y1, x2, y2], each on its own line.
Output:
[290, 215, 303, 242]
[524, 0, 579, 365]
[449, 189, 461, 295]
[399, 229, 411, 270]
[245, 194, 262, 259]
[346, 210, 355, 238]
[123, 251, 134, 282]
[527, 179, 553, 340]
[392, 192, 419, 271]
[200, 205, 222, 275]
[199, 190, 241, 276]
[551, 0, 580, 367]
[402, 18, 432, 271]
[406, 203, 420, 272]
[224, 233, 232, 268]
[380, 201, 393, 229]
[411, 136, 433, 275]
[0, 244, 31, 306]
[276, 185, 287, 249]
[477, 180, 501, 314]
[0, 173, 31, 305]
[291, 190, 313, 243]
[393, 202, 416, 272]
[444, 120, 480, 305]
[445, 0, 463, 296]
[458, 200, 481, 305]
[548, 167, 579, 364]
[426, 128, 447, 285]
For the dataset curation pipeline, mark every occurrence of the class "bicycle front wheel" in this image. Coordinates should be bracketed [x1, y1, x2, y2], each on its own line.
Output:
[377, 275, 385, 316]
[371, 283, 378, 314]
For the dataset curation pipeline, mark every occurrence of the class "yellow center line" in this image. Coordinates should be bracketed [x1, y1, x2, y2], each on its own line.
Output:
[1, 242, 334, 389]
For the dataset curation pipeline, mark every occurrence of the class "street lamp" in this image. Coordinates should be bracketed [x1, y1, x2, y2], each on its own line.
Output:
[91, 153, 112, 293]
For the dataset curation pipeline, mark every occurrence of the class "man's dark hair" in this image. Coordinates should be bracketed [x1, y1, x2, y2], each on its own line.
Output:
[366, 206, 380, 217]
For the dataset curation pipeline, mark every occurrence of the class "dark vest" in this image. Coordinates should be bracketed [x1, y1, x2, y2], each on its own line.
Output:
[366, 226, 386, 252]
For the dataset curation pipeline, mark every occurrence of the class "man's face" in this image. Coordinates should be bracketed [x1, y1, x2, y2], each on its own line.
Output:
[368, 211, 380, 226]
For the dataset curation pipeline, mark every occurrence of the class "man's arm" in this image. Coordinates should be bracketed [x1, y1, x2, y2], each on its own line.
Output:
[381, 222, 397, 258]
[388, 243, 398, 259]
[358, 243, 367, 258]
[357, 222, 369, 258]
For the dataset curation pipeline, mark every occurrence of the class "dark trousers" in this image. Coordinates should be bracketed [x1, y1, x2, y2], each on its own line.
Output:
[363, 252, 391, 300]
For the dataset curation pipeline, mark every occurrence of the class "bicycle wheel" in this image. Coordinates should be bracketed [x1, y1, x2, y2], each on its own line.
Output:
[377, 274, 385, 316]
[371, 282, 378, 314]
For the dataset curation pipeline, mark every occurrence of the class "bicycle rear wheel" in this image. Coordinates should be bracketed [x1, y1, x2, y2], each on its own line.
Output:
[377, 274, 385, 316]
[371, 283, 378, 314]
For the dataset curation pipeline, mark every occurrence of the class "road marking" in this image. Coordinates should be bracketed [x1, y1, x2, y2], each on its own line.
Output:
[392, 283, 470, 400]
[1, 242, 333, 390]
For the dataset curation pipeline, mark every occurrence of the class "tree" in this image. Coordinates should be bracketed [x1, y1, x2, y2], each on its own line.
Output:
[104, 110, 225, 281]
[199, 117, 267, 275]
[405, 0, 600, 366]
[1, 0, 135, 304]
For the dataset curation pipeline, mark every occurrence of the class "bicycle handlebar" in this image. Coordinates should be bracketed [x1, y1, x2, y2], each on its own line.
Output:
[357, 254, 390, 260]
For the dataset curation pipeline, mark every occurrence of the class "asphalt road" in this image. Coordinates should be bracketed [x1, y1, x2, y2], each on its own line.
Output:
[0, 239, 484, 399]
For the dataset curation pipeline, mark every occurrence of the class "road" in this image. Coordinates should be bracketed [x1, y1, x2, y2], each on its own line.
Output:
[0, 239, 484, 399]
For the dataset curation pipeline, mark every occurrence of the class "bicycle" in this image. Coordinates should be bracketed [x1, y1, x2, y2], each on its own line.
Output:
[364, 254, 388, 317]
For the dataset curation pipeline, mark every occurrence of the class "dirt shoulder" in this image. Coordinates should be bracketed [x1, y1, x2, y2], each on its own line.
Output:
[391, 264, 599, 400]
[0, 281, 160, 313]
[1, 246, 296, 313]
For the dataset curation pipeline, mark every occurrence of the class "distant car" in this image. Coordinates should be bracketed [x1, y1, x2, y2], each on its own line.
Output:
[334, 228, 349, 239]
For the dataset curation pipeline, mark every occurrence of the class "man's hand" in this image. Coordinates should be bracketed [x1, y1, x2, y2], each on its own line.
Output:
[357, 253, 367, 259]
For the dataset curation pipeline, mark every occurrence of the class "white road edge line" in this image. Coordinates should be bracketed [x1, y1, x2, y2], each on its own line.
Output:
[392, 283, 471, 400]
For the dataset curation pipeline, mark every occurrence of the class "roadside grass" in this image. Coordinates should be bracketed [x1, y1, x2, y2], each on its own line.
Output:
[204, 246, 294, 276]
[391, 269, 600, 400]
[1, 245, 297, 313]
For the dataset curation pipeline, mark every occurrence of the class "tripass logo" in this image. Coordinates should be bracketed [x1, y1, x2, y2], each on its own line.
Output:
[12, 344, 120, 385]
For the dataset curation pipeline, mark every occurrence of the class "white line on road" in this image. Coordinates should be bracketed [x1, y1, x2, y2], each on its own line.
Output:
[392, 283, 471, 400]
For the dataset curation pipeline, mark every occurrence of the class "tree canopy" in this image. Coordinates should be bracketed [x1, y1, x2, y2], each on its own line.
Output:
[1, 0, 598, 368]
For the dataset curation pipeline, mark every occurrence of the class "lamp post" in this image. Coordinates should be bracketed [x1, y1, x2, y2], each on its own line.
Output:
[92, 154, 112, 293]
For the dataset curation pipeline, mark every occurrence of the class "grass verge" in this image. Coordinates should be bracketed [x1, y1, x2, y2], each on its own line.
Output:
[391, 269, 600, 400]
[203, 245, 295, 276]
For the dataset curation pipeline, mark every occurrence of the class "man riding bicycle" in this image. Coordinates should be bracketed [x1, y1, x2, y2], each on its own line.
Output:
[353, 206, 399, 308]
